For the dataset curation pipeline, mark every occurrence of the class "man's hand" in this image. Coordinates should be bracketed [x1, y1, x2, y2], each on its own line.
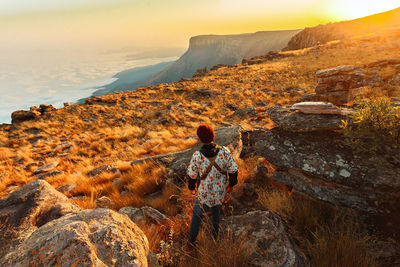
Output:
[191, 190, 196, 195]
[226, 186, 232, 193]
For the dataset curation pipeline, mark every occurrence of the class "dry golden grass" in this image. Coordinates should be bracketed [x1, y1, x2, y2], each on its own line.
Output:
[0, 26, 398, 266]
[258, 187, 381, 267]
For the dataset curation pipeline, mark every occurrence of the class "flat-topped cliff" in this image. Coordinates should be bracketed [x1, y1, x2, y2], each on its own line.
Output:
[147, 30, 300, 85]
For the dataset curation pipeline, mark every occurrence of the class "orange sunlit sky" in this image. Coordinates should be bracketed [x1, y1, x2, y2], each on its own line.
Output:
[0, 0, 399, 51]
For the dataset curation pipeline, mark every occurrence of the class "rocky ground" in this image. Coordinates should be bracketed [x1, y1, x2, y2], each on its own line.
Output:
[0, 28, 400, 266]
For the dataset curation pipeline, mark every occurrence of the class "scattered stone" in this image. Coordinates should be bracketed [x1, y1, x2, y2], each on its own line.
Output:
[87, 164, 119, 178]
[232, 106, 256, 118]
[112, 178, 121, 187]
[142, 206, 169, 224]
[57, 184, 77, 193]
[148, 250, 160, 267]
[153, 117, 169, 125]
[28, 136, 44, 146]
[119, 207, 145, 223]
[33, 161, 59, 174]
[224, 210, 306, 266]
[96, 196, 115, 209]
[24, 127, 42, 135]
[54, 142, 73, 152]
[224, 103, 238, 111]
[11, 110, 38, 124]
[188, 88, 216, 98]
[37, 170, 64, 180]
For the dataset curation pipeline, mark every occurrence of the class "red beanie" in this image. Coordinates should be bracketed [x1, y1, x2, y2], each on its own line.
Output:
[196, 124, 215, 144]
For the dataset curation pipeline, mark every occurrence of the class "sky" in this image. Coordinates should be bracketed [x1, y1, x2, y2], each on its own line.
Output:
[0, 0, 399, 52]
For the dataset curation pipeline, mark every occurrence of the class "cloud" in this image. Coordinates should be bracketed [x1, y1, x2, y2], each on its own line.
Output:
[0, 0, 130, 15]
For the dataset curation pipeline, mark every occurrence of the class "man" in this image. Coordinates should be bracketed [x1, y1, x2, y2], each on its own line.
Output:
[186, 124, 238, 248]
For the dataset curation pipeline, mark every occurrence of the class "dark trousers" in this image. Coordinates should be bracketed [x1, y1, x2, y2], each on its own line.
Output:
[188, 199, 221, 245]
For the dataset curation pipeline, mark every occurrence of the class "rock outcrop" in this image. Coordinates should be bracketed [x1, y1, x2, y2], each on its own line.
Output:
[313, 59, 400, 105]
[244, 105, 400, 214]
[130, 125, 242, 177]
[148, 30, 300, 85]
[224, 210, 305, 266]
[0, 180, 150, 266]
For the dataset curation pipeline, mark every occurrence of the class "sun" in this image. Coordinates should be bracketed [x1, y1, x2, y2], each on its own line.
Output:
[325, 0, 400, 20]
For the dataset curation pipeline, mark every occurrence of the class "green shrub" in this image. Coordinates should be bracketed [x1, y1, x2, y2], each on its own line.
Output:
[341, 98, 400, 154]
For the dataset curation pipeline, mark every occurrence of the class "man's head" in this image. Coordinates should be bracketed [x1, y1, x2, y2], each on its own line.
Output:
[196, 124, 215, 144]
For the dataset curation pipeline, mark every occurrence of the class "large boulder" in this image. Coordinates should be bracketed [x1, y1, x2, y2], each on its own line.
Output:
[224, 210, 305, 266]
[0, 209, 149, 267]
[0, 180, 81, 258]
[0, 180, 150, 266]
[244, 128, 400, 214]
[130, 125, 242, 177]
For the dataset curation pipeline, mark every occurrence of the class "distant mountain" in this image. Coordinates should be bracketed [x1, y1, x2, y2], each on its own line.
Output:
[91, 61, 174, 97]
[285, 7, 400, 50]
[147, 30, 300, 85]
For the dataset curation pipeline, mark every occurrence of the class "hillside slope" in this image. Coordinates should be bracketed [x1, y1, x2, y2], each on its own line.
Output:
[285, 7, 400, 50]
[147, 30, 300, 85]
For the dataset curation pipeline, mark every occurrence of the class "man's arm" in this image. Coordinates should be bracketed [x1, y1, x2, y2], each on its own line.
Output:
[228, 171, 238, 187]
[187, 152, 199, 191]
[188, 175, 197, 190]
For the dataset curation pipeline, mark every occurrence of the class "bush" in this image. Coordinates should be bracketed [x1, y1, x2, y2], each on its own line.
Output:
[341, 97, 400, 154]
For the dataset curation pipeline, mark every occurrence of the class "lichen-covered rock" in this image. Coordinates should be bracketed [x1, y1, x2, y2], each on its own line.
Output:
[244, 128, 400, 214]
[0, 180, 81, 258]
[224, 210, 305, 267]
[0, 209, 149, 267]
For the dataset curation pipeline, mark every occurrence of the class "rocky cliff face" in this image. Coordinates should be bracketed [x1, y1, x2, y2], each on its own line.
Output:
[285, 7, 400, 51]
[147, 30, 299, 85]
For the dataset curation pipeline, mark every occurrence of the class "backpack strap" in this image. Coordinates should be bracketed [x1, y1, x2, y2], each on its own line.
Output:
[197, 152, 228, 185]
[199, 155, 217, 181]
